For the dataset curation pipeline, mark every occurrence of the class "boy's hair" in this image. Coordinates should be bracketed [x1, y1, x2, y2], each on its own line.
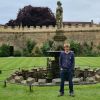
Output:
[64, 43, 70, 47]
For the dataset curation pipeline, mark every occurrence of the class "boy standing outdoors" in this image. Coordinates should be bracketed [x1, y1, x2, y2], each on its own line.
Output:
[58, 43, 75, 97]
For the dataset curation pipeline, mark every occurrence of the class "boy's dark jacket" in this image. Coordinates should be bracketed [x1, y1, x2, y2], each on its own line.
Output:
[59, 51, 75, 70]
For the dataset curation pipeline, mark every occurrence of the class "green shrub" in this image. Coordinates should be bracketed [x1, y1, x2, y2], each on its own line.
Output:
[14, 50, 22, 57]
[22, 40, 36, 56]
[41, 40, 52, 56]
[26, 40, 36, 53]
[34, 46, 42, 56]
[22, 48, 32, 57]
[81, 42, 93, 56]
[69, 41, 100, 56]
[0, 44, 10, 57]
[70, 40, 81, 56]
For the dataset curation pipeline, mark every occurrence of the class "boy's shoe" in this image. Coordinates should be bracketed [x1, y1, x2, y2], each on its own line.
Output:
[58, 93, 64, 97]
[69, 92, 75, 97]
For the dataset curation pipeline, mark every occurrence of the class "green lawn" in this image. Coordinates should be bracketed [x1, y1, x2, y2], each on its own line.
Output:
[0, 57, 100, 100]
[0, 57, 100, 80]
[75, 57, 100, 68]
[0, 83, 100, 100]
[0, 57, 100, 70]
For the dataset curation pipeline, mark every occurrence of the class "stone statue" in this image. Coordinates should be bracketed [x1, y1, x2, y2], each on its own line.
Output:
[56, 1, 63, 29]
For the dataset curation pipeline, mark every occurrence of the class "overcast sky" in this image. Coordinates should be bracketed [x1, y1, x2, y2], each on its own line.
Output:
[0, 0, 100, 24]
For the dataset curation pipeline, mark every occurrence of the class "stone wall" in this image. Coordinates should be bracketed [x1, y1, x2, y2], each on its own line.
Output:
[0, 24, 100, 51]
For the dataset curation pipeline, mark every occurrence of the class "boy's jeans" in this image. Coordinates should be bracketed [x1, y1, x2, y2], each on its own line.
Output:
[59, 68, 74, 94]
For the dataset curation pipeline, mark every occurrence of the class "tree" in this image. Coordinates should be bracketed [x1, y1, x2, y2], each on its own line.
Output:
[6, 5, 56, 27]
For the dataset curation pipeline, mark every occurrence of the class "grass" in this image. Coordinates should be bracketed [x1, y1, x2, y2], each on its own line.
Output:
[0, 57, 100, 70]
[0, 57, 100, 100]
[0, 57, 100, 80]
[75, 57, 100, 68]
[0, 83, 100, 100]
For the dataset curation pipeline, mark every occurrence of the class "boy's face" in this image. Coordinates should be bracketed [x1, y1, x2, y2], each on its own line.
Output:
[64, 45, 70, 52]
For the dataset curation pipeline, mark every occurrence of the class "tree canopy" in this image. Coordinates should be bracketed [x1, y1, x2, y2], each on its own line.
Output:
[6, 5, 56, 27]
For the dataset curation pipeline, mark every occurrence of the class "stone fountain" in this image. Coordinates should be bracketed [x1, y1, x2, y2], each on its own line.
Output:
[46, 1, 67, 81]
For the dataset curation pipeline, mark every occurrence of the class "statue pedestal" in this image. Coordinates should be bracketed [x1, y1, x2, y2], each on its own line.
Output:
[46, 29, 67, 80]
[51, 29, 66, 50]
